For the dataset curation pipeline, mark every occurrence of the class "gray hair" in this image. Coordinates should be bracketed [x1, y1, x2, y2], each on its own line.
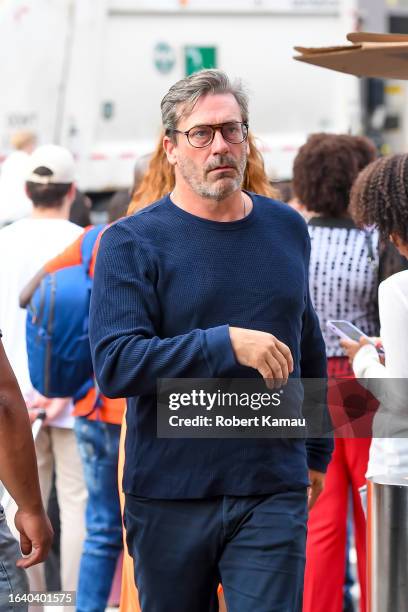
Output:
[161, 69, 249, 137]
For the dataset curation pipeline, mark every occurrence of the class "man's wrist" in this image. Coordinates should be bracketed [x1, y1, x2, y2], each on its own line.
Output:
[201, 325, 236, 375]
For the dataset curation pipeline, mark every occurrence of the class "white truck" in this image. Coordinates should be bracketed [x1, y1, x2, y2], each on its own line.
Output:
[0, 0, 361, 194]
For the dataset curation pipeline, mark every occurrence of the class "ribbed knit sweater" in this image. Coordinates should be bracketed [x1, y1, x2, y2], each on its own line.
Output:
[90, 193, 333, 498]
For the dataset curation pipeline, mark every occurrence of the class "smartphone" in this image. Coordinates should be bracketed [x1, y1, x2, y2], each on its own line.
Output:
[327, 320, 369, 343]
[327, 320, 384, 355]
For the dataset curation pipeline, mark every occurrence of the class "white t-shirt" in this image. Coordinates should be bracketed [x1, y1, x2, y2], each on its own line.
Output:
[353, 270, 408, 478]
[0, 217, 83, 427]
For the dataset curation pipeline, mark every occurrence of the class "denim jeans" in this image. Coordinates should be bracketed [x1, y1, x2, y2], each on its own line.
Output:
[125, 489, 307, 612]
[0, 505, 29, 612]
[74, 419, 122, 612]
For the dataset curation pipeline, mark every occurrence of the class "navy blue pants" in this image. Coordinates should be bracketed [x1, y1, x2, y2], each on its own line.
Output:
[124, 489, 307, 612]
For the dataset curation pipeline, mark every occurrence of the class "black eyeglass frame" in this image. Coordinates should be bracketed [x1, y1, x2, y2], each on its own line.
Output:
[168, 121, 249, 148]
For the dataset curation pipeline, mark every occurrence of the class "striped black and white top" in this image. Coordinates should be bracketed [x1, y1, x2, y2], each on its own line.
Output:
[308, 217, 380, 357]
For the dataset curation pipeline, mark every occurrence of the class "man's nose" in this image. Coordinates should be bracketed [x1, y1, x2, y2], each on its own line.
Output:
[210, 128, 230, 155]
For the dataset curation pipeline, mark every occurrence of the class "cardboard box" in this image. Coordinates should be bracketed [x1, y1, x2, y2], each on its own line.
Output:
[294, 32, 408, 79]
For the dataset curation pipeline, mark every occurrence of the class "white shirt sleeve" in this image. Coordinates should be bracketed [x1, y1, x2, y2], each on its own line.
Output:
[354, 273, 408, 472]
[353, 343, 384, 379]
[377, 273, 408, 377]
[353, 272, 408, 379]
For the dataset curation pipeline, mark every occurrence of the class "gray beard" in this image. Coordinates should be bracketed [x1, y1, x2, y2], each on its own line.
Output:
[194, 174, 243, 201]
[178, 153, 247, 201]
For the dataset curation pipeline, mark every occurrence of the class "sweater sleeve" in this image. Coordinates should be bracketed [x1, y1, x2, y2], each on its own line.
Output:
[89, 222, 236, 398]
[300, 237, 334, 473]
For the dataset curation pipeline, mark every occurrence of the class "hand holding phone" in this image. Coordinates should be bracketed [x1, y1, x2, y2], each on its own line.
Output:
[327, 320, 384, 356]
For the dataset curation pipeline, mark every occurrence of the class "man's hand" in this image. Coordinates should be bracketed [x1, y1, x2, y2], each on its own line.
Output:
[14, 507, 53, 568]
[42, 398, 71, 425]
[229, 327, 293, 387]
[26, 392, 71, 425]
[308, 469, 325, 510]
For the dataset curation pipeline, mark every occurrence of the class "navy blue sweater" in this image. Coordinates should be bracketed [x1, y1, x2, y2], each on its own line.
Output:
[90, 193, 333, 498]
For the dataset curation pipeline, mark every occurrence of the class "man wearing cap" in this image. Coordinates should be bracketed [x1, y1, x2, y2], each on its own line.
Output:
[0, 145, 86, 598]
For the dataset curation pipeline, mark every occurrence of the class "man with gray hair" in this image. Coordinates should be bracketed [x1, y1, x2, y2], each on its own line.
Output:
[90, 70, 333, 611]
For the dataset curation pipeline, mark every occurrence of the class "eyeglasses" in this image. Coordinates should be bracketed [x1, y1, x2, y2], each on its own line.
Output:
[169, 122, 249, 148]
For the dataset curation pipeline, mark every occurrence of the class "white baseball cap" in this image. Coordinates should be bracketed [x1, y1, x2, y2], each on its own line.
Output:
[26, 144, 75, 184]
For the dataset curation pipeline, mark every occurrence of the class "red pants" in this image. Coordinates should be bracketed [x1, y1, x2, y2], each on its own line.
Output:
[303, 358, 372, 612]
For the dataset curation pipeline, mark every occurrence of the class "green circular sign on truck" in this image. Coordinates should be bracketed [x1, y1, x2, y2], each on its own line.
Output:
[154, 42, 176, 74]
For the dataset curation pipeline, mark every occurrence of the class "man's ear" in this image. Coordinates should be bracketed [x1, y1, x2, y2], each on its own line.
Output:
[65, 183, 76, 209]
[163, 135, 178, 166]
[68, 183, 76, 202]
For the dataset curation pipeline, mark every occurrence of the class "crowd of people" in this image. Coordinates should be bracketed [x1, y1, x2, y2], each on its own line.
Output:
[0, 68, 407, 612]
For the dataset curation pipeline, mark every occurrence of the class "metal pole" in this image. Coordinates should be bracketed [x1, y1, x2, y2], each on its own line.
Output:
[368, 475, 408, 612]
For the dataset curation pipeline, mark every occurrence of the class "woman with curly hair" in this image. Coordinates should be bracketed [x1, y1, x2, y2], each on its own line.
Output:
[342, 153, 408, 479]
[294, 133, 379, 612]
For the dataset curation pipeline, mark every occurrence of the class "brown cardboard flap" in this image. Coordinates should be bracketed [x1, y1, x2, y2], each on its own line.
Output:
[361, 41, 408, 49]
[347, 32, 408, 43]
[294, 44, 408, 79]
[294, 44, 360, 55]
